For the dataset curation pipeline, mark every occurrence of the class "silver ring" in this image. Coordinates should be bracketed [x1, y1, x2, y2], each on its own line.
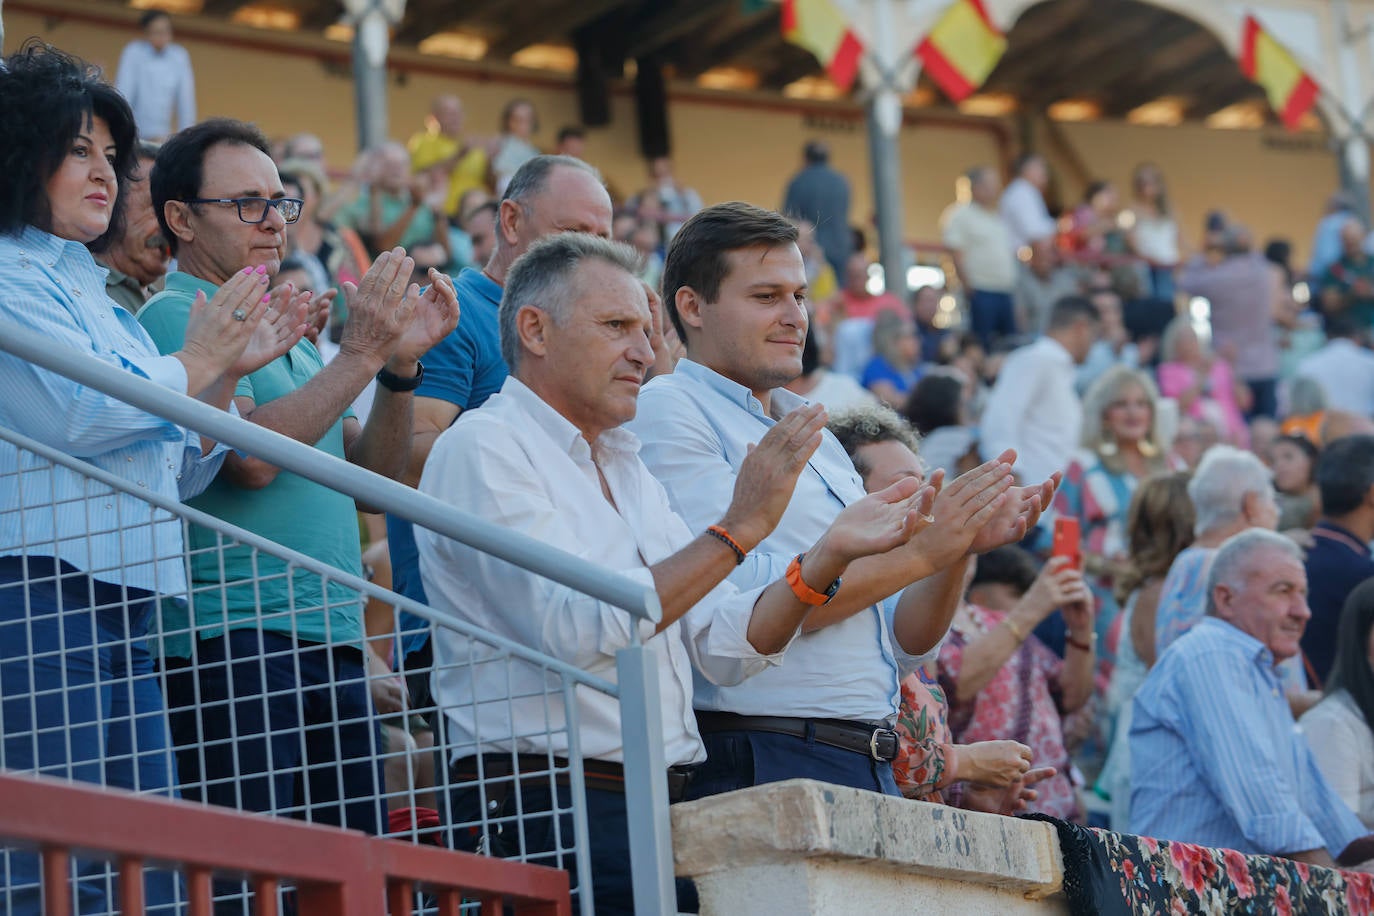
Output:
[920, 513, 936, 524]
[231, 309, 247, 322]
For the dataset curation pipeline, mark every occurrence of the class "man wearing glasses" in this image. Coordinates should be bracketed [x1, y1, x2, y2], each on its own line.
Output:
[136, 118, 459, 845]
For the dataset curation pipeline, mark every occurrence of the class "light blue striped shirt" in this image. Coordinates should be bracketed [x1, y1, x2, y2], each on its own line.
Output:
[1130, 617, 1367, 858]
[0, 227, 226, 594]
[629, 359, 924, 721]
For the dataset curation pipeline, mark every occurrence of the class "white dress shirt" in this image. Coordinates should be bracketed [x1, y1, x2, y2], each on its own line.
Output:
[1302, 690, 1374, 831]
[999, 178, 1056, 253]
[979, 336, 1082, 485]
[630, 359, 929, 723]
[416, 377, 782, 767]
[1296, 339, 1374, 417]
[115, 40, 197, 140]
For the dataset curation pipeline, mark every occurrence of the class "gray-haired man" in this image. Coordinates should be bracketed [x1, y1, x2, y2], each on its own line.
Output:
[416, 233, 931, 912]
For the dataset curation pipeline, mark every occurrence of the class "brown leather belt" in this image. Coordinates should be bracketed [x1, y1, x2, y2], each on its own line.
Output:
[452, 753, 696, 803]
[696, 711, 900, 762]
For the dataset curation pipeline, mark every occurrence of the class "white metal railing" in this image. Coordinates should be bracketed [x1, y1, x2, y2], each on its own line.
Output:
[0, 317, 677, 916]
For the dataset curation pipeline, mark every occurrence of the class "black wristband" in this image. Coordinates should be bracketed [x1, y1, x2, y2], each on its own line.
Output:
[376, 361, 423, 392]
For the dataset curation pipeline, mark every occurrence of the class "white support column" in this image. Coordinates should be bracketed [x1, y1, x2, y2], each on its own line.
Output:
[342, 0, 406, 153]
[1333, 0, 1373, 223]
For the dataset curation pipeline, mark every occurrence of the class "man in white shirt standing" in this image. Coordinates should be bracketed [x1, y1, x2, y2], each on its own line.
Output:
[980, 295, 1100, 486]
[944, 165, 1018, 347]
[999, 153, 1057, 256]
[416, 233, 931, 913]
[116, 10, 196, 142]
[1296, 313, 1374, 417]
[630, 202, 1057, 803]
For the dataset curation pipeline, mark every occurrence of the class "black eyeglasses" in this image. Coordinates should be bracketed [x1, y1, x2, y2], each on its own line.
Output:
[180, 197, 304, 224]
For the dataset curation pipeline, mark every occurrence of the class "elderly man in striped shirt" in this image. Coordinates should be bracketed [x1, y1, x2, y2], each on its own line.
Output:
[1129, 528, 1374, 868]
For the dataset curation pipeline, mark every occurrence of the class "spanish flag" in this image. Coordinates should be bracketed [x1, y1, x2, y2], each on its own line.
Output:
[780, 0, 865, 93]
[1239, 14, 1319, 130]
[916, 0, 1007, 103]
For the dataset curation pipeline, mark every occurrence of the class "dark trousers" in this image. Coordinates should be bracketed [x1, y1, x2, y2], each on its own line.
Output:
[968, 289, 1017, 348]
[164, 630, 385, 914]
[1245, 377, 1278, 420]
[446, 770, 696, 915]
[685, 728, 901, 801]
[0, 557, 179, 915]
[164, 629, 385, 833]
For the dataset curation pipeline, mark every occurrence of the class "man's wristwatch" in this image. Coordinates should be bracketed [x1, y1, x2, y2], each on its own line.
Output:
[376, 361, 424, 392]
[786, 553, 841, 606]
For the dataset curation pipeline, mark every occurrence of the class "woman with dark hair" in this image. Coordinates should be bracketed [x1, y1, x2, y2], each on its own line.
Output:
[903, 368, 977, 476]
[0, 44, 301, 912]
[1270, 433, 1321, 530]
[1301, 579, 1374, 829]
[940, 546, 1097, 821]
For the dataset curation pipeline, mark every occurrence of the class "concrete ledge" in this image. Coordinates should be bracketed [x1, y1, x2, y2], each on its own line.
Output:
[673, 779, 1066, 915]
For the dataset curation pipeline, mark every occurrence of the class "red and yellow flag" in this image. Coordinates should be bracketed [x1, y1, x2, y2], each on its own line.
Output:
[916, 0, 1007, 103]
[780, 0, 866, 93]
[1239, 14, 1319, 130]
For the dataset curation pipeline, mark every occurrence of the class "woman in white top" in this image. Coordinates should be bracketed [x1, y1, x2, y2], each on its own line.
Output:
[1302, 578, 1374, 830]
[1126, 163, 1179, 304]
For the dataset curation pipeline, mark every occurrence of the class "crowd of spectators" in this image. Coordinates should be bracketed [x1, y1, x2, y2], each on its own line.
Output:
[4, 21, 1374, 914]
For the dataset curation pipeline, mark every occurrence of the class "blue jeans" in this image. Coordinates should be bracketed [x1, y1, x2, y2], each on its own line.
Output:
[968, 289, 1017, 349]
[0, 556, 180, 915]
[164, 629, 385, 834]
[686, 728, 901, 801]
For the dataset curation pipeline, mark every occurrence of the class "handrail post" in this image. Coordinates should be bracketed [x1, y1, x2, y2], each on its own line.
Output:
[616, 643, 676, 915]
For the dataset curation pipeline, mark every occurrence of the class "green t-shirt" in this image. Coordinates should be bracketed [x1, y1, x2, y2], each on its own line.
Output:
[138, 272, 364, 655]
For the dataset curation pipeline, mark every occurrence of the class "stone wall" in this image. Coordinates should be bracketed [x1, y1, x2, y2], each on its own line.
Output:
[672, 779, 1069, 916]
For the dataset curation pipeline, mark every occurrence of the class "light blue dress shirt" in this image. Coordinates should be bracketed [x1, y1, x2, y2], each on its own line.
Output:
[0, 227, 226, 594]
[630, 359, 926, 722]
[1129, 617, 1367, 858]
[114, 40, 197, 140]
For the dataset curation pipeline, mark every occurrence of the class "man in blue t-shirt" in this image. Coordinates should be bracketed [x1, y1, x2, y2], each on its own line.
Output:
[387, 155, 614, 685]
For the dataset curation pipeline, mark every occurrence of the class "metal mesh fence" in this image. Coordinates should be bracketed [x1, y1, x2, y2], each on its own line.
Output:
[0, 422, 634, 916]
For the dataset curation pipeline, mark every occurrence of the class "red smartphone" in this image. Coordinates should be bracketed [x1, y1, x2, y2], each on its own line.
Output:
[1051, 517, 1082, 570]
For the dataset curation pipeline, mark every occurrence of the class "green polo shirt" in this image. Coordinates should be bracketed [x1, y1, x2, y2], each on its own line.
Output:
[139, 272, 363, 655]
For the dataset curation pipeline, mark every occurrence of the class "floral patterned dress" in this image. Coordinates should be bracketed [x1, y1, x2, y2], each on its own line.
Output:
[892, 664, 954, 801]
[940, 604, 1081, 820]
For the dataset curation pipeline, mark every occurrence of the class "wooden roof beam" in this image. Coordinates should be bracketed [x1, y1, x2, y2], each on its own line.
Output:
[486, 0, 637, 59]
[199, 0, 254, 16]
[676, 14, 781, 79]
[1020, 13, 1194, 108]
[1101, 30, 1227, 116]
[393, 0, 505, 46]
[981, 0, 1100, 90]
[624, 0, 736, 61]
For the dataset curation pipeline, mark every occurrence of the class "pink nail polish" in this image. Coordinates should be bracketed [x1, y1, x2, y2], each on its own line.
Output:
[261, 294, 271, 303]
[255, 265, 268, 275]
[242, 266, 253, 275]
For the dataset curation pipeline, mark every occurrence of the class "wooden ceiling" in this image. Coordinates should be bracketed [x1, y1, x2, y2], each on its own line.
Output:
[182, 0, 1273, 122]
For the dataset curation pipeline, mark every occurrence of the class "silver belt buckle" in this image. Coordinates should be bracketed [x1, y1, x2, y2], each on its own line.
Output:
[868, 728, 883, 761]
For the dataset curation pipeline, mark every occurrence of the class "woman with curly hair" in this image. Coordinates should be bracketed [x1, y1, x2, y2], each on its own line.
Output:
[0, 43, 301, 912]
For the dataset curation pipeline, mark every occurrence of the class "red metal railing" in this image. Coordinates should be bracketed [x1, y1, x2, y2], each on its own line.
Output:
[0, 772, 571, 916]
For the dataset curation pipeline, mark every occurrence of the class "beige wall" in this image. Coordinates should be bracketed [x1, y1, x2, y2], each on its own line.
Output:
[5, 2, 1343, 263]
